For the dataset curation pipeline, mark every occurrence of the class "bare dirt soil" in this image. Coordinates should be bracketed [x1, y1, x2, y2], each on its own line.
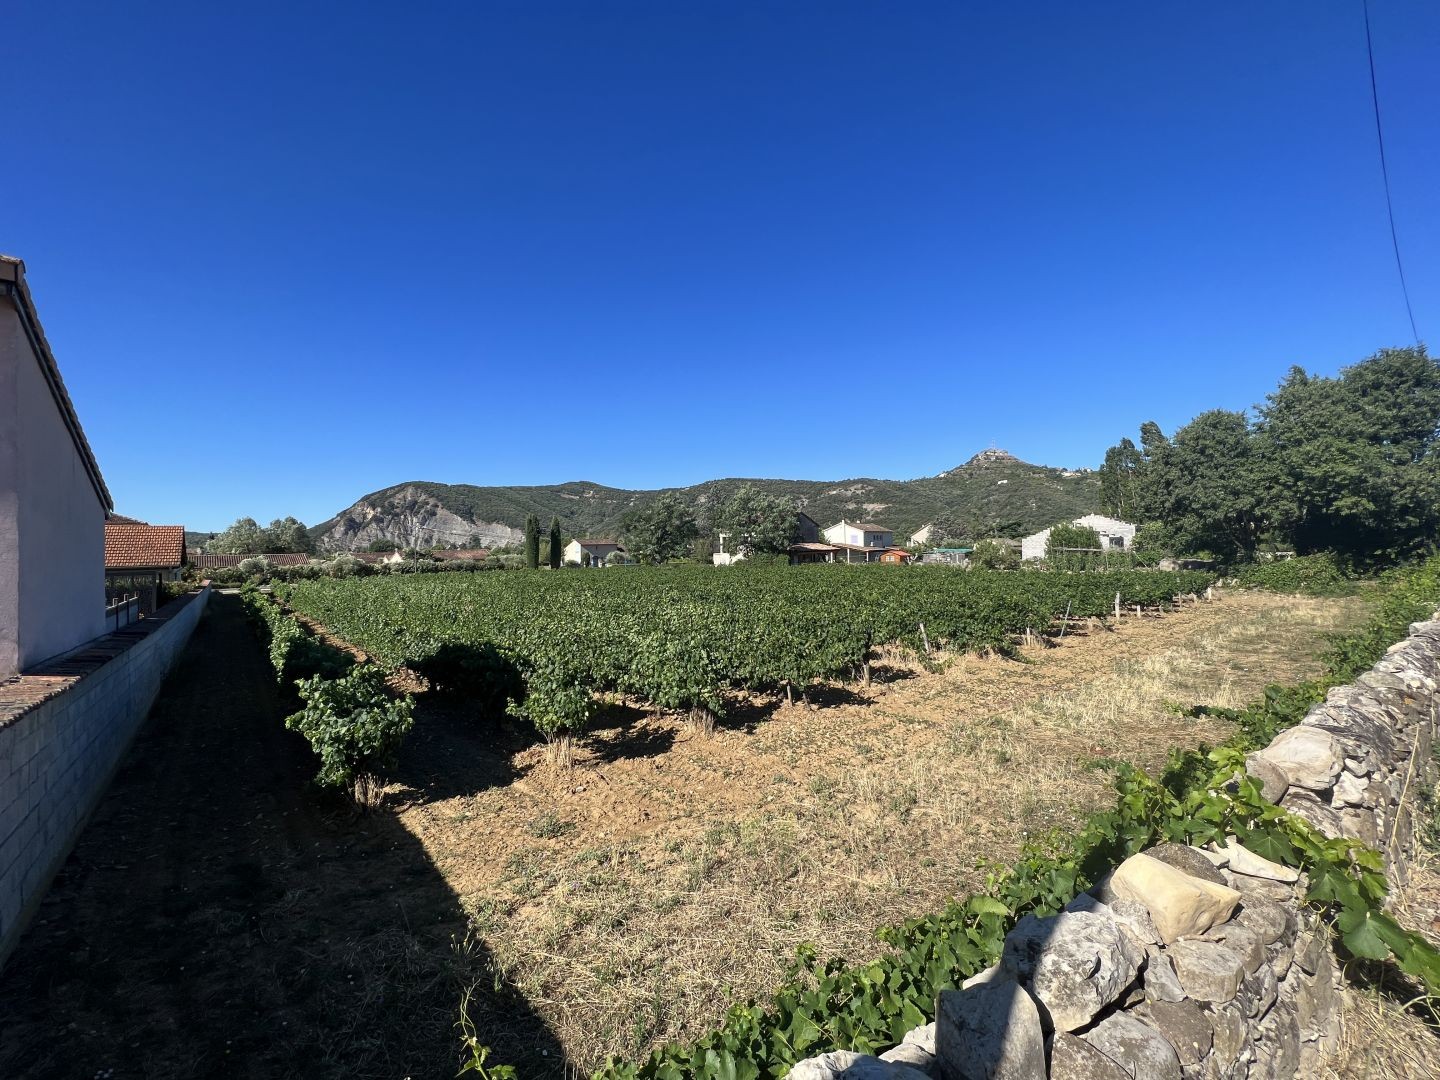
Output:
[0, 589, 1379, 1078]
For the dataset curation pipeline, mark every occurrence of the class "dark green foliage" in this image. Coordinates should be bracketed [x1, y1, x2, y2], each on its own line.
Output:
[968, 539, 1019, 570]
[1111, 346, 1440, 563]
[239, 587, 354, 683]
[715, 484, 800, 554]
[286, 664, 414, 792]
[1045, 523, 1102, 571]
[411, 641, 524, 718]
[525, 514, 541, 570]
[622, 493, 700, 565]
[548, 517, 562, 570]
[1232, 553, 1357, 596]
[1098, 437, 1143, 519]
[1258, 348, 1440, 562]
[285, 566, 1212, 723]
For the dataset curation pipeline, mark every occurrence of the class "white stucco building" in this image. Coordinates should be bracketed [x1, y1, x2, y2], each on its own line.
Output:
[1021, 514, 1137, 562]
[563, 538, 624, 566]
[1, 256, 113, 676]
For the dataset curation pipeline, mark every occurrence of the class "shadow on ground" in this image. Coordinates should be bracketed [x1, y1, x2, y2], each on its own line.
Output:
[0, 593, 568, 1080]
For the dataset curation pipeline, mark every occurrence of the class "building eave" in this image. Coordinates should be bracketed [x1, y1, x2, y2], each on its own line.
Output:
[1, 256, 113, 511]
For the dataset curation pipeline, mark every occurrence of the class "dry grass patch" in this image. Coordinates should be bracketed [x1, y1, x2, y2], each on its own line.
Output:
[390, 589, 1367, 1072]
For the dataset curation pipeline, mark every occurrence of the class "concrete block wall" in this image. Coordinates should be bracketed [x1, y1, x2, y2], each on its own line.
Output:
[0, 587, 210, 965]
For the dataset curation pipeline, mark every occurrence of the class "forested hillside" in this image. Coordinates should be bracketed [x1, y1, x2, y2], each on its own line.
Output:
[309, 451, 1100, 552]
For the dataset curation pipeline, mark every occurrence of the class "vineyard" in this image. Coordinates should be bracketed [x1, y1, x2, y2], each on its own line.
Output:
[282, 565, 1213, 729]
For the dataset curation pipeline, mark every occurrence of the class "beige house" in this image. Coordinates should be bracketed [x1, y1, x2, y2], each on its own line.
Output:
[1, 256, 113, 676]
[821, 520, 894, 564]
[563, 538, 624, 566]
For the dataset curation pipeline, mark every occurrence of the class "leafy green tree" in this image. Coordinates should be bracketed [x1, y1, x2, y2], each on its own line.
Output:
[265, 516, 314, 554]
[622, 492, 699, 564]
[1131, 411, 1265, 559]
[969, 538, 1020, 570]
[1098, 437, 1144, 519]
[548, 517, 562, 569]
[524, 514, 541, 570]
[211, 517, 267, 554]
[1255, 346, 1440, 561]
[365, 539, 400, 552]
[715, 484, 799, 554]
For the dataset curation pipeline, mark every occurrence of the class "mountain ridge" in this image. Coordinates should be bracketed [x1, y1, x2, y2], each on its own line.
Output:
[310, 453, 1102, 551]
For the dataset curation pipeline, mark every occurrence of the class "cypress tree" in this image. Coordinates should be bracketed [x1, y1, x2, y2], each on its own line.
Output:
[548, 517, 562, 569]
[525, 514, 541, 570]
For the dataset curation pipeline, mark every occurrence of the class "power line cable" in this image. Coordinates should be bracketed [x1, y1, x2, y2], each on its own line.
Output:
[1362, 0, 1421, 344]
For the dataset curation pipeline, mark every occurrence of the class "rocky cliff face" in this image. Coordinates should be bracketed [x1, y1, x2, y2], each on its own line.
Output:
[315, 485, 524, 551]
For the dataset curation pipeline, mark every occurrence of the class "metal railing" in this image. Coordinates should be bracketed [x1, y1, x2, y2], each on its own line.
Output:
[104, 595, 140, 632]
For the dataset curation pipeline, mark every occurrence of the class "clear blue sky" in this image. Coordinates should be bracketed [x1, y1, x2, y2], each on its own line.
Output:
[6, 2, 1437, 530]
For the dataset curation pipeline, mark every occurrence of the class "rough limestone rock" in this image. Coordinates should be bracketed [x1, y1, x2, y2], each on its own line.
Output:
[1166, 939, 1245, 1003]
[1279, 789, 1345, 837]
[1243, 753, 1291, 803]
[1221, 838, 1299, 884]
[788, 1053, 932, 1080]
[1064, 894, 1159, 948]
[788, 1051, 866, 1080]
[1143, 947, 1186, 1003]
[1081, 1011, 1182, 1080]
[1208, 1001, 1247, 1071]
[961, 962, 1005, 990]
[1001, 911, 1141, 1032]
[1223, 869, 1298, 905]
[881, 1023, 937, 1072]
[1339, 807, 1380, 847]
[1236, 962, 1278, 1020]
[1202, 920, 1266, 974]
[1234, 896, 1293, 947]
[1048, 1031, 1129, 1080]
[1108, 853, 1241, 945]
[935, 982, 1046, 1080]
[1141, 843, 1228, 886]
[1256, 726, 1342, 791]
[1134, 998, 1213, 1067]
[878, 1043, 934, 1073]
[839, 1056, 933, 1080]
[1330, 769, 1368, 807]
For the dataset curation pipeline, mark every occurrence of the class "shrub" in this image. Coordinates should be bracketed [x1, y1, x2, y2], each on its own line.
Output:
[286, 664, 414, 800]
[237, 555, 270, 578]
[507, 658, 595, 766]
[1233, 552, 1356, 596]
[969, 539, 1019, 570]
[411, 641, 524, 716]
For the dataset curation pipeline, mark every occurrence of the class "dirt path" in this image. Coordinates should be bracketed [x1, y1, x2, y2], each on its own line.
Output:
[0, 594, 564, 1080]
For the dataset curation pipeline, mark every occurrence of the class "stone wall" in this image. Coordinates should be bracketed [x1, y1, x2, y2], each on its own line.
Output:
[789, 614, 1440, 1080]
[0, 587, 210, 966]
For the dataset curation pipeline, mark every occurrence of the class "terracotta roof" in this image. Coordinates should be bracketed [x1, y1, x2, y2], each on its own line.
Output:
[789, 542, 840, 551]
[1, 256, 112, 511]
[574, 538, 622, 547]
[433, 548, 491, 560]
[847, 522, 889, 532]
[104, 523, 186, 570]
[190, 552, 313, 568]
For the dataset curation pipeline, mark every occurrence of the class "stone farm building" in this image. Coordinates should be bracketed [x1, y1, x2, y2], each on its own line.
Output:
[1021, 514, 1137, 562]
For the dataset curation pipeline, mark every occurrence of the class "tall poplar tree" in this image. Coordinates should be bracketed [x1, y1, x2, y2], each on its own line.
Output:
[525, 514, 541, 570]
[548, 517, 562, 569]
